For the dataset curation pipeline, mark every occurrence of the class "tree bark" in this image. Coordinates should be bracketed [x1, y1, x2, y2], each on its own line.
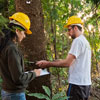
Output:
[15, 0, 51, 100]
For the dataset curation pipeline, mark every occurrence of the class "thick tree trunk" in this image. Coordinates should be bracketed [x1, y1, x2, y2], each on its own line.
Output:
[15, 0, 51, 100]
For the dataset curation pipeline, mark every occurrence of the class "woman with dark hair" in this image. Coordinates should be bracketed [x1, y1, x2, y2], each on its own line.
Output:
[0, 12, 41, 100]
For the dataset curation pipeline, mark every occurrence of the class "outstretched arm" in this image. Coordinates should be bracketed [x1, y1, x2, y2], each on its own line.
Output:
[36, 54, 76, 68]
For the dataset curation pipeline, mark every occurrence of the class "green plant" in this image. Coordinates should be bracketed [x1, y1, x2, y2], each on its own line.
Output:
[27, 85, 69, 100]
[0, 77, 2, 100]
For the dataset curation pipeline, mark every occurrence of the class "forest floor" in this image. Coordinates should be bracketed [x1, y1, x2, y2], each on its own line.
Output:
[89, 87, 100, 100]
[51, 73, 100, 100]
[89, 76, 100, 100]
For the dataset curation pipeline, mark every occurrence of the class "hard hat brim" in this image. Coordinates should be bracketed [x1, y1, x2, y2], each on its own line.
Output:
[64, 24, 68, 28]
[9, 16, 13, 20]
[26, 29, 32, 34]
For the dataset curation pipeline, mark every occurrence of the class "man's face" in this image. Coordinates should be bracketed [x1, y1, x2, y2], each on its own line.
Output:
[67, 26, 76, 39]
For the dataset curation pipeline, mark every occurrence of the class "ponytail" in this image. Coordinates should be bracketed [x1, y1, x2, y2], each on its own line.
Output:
[0, 24, 17, 53]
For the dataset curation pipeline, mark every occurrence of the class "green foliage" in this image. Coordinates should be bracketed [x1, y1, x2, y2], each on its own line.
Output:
[0, 15, 8, 27]
[91, 0, 100, 5]
[43, 86, 51, 97]
[0, 0, 7, 12]
[0, 77, 2, 100]
[8, 0, 15, 14]
[27, 86, 68, 100]
[28, 93, 50, 100]
[0, 0, 15, 35]
[0, 15, 8, 35]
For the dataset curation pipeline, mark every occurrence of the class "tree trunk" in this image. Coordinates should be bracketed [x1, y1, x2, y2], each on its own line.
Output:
[15, 0, 51, 100]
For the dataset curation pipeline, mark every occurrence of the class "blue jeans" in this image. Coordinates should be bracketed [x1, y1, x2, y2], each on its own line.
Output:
[1, 90, 26, 100]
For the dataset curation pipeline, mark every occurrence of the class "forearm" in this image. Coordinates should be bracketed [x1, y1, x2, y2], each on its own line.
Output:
[18, 71, 36, 84]
[47, 60, 70, 68]
[36, 55, 75, 68]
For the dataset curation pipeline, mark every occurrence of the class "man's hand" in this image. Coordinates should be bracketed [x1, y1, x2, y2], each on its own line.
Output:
[36, 60, 50, 68]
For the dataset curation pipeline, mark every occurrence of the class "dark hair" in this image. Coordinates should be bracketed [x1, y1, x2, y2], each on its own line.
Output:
[0, 23, 24, 53]
[71, 25, 82, 31]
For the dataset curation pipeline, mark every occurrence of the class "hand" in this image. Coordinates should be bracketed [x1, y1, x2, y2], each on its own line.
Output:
[36, 60, 50, 68]
[33, 69, 42, 76]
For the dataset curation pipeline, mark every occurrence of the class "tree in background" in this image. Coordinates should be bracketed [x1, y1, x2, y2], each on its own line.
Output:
[14, 0, 51, 100]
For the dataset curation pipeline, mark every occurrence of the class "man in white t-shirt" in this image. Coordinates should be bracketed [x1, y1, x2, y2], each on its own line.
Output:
[36, 16, 91, 100]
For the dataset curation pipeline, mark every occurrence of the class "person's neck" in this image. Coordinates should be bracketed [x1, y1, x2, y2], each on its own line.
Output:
[75, 31, 82, 38]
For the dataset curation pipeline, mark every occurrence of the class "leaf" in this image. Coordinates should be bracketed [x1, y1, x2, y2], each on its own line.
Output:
[52, 93, 63, 100]
[28, 93, 50, 100]
[42, 86, 51, 97]
[0, 15, 8, 27]
[56, 96, 70, 100]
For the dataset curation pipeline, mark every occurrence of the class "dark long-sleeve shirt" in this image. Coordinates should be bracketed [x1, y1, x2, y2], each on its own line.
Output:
[0, 40, 36, 93]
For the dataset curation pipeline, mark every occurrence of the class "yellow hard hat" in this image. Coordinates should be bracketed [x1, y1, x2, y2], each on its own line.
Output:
[64, 16, 83, 28]
[9, 12, 32, 34]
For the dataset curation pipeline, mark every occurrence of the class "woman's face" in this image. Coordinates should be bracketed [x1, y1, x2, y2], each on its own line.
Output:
[16, 29, 26, 42]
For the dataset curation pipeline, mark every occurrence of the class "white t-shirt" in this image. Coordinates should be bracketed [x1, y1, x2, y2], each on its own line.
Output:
[68, 35, 91, 85]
